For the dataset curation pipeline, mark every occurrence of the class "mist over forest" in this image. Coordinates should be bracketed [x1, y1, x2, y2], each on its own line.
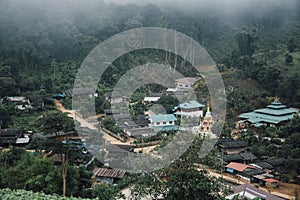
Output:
[1, 0, 300, 199]
[1, 0, 300, 105]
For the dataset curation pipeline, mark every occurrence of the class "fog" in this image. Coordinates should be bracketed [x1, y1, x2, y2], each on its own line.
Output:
[3, 0, 299, 16]
[104, 0, 299, 16]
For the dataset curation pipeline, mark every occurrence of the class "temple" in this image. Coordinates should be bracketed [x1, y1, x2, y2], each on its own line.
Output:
[238, 99, 299, 127]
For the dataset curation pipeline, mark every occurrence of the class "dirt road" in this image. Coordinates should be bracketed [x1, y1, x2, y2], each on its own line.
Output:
[55, 100, 136, 145]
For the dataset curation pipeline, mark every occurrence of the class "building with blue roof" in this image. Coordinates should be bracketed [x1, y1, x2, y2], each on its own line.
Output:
[238, 100, 299, 127]
[173, 100, 204, 118]
[148, 114, 178, 132]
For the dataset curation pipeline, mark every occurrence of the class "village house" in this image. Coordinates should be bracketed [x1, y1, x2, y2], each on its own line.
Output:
[173, 100, 204, 118]
[223, 152, 257, 164]
[0, 128, 31, 147]
[251, 161, 274, 173]
[166, 77, 198, 93]
[92, 168, 126, 186]
[124, 127, 154, 138]
[225, 162, 273, 183]
[148, 114, 178, 132]
[262, 178, 280, 188]
[4, 96, 32, 110]
[143, 93, 163, 103]
[105, 91, 129, 106]
[175, 77, 198, 91]
[226, 162, 257, 182]
[105, 144, 135, 159]
[217, 138, 249, 155]
[264, 158, 287, 173]
[225, 184, 284, 200]
[238, 99, 299, 128]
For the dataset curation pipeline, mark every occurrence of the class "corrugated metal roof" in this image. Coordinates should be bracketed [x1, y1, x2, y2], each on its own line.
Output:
[149, 114, 177, 123]
[176, 100, 204, 109]
[219, 140, 248, 148]
[255, 108, 296, 116]
[153, 125, 179, 131]
[93, 168, 126, 179]
[239, 112, 295, 124]
[240, 152, 257, 161]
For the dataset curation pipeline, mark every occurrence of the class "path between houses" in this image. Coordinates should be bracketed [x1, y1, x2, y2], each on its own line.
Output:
[54, 100, 134, 145]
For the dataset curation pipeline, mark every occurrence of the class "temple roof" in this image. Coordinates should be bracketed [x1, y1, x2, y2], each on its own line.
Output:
[238, 100, 299, 125]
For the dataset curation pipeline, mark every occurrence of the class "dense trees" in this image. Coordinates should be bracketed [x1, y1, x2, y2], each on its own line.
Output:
[127, 138, 229, 200]
[38, 111, 76, 137]
[0, 149, 93, 197]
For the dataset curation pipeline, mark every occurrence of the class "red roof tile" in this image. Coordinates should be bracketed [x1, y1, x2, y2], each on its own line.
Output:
[263, 178, 279, 183]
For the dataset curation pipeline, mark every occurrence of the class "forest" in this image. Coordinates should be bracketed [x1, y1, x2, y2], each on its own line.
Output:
[0, 0, 300, 199]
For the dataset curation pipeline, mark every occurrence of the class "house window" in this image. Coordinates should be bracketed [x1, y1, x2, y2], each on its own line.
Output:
[163, 122, 166, 125]
[185, 85, 189, 87]
[169, 121, 173, 124]
[156, 122, 160, 125]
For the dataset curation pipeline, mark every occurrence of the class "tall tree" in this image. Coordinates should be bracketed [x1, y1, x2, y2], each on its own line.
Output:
[38, 110, 76, 196]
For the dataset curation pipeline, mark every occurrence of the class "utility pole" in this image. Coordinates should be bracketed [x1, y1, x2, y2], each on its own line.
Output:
[221, 150, 224, 183]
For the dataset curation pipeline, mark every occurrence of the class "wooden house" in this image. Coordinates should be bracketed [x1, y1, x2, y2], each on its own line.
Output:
[217, 138, 249, 155]
[93, 168, 126, 185]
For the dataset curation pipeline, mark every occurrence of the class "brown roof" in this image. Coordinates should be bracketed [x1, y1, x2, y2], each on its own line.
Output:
[175, 77, 198, 85]
[93, 168, 126, 179]
[226, 162, 255, 172]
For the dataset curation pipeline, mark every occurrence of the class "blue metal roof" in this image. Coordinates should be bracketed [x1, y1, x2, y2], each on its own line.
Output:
[239, 100, 299, 125]
[176, 100, 204, 110]
[154, 125, 179, 131]
[149, 114, 177, 123]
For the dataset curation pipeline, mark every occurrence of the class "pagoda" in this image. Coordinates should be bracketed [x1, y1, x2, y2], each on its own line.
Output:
[238, 99, 299, 127]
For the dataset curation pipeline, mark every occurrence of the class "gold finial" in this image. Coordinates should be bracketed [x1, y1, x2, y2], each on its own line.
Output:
[266, 96, 280, 102]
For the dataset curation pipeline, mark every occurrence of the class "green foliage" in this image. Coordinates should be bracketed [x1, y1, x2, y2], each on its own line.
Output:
[82, 185, 122, 200]
[0, 188, 97, 200]
[285, 53, 294, 64]
[100, 116, 122, 134]
[235, 30, 256, 57]
[0, 149, 94, 197]
[0, 77, 17, 97]
[130, 138, 229, 199]
[287, 38, 297, 52]
[0, 107, 11, 128]
[37, 110, 76, 136]
[156, 95, 179, 114]
[9, 110, 43, 132]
